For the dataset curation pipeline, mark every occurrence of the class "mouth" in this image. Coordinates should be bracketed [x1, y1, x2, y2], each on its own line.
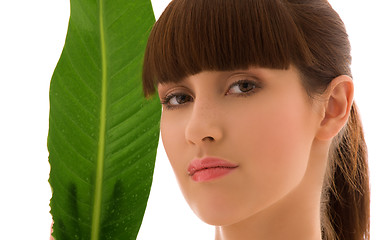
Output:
[188, 157, 238, 182]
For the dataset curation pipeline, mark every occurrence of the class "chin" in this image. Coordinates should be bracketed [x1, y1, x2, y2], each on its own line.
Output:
[189, 198, 256, 227]
[195, 211, 236, 227]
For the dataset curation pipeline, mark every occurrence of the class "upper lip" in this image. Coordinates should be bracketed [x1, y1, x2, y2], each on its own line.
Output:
[187, 157, 238, 176]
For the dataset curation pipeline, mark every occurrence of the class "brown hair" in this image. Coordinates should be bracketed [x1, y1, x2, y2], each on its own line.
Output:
[142, 0, 370, 239]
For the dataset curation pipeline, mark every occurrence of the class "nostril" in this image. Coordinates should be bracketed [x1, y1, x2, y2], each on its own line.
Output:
[202, 136, 215, 142]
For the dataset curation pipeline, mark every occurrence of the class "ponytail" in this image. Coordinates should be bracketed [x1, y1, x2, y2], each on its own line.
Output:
[322, 103, 370, 240]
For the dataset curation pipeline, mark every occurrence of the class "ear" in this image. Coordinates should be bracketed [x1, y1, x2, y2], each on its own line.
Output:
[315, 75, 354, 141]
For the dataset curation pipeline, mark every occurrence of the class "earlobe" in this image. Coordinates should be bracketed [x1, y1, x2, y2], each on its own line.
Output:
[316, 75, 354, 141]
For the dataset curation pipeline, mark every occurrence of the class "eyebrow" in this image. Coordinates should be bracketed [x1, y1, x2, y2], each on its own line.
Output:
[157, 68, 266, 90]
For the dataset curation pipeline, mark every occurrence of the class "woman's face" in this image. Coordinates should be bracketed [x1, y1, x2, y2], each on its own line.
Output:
[157, 66, 322, 226]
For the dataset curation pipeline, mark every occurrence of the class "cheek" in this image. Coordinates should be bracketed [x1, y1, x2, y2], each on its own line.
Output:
[160, 114, 189, 180]
[258, 107, 309, 169]
[237, 96, 313, 201]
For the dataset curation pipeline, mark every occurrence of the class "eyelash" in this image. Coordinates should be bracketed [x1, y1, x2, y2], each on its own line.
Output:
[160, 79, 261, 110]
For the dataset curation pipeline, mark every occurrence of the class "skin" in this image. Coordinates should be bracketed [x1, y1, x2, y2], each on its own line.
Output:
[157, 66, 354, 240]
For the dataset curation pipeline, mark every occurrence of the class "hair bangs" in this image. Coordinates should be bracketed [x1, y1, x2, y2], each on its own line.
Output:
[142, 0, 313, 97]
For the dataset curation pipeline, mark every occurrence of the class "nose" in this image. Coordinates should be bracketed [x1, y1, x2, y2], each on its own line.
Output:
[184, 99, 223, 145]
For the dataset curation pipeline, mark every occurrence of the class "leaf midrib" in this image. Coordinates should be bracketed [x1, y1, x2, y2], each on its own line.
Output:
[91, 0, 108, 239]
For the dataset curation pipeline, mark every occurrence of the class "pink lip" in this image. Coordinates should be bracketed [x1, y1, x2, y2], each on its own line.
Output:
[188, 157, 238, 182]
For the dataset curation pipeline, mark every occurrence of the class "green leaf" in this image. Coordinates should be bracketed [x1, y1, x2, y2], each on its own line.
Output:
[48, 0, 160, 239]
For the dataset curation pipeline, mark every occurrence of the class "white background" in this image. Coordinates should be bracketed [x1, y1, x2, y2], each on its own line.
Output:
[0, 0, 381, 239]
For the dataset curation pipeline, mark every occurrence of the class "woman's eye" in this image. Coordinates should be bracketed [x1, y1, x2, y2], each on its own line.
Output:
[161, 80, 259, 110]
[161, 93, 193, 110]
[226, 80, 260, 95]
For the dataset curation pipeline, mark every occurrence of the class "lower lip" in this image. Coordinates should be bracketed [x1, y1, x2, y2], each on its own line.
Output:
[191, 167, 237, 182]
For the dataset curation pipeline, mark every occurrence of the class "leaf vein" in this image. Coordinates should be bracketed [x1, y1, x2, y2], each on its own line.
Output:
[71, 22, 100, 69]
[91, 0, 108, 239]
[50, 94, 97, 148]
[49, 118, 94, 167]
[55, 73, 98, 121]
[64, 50, 99, 98]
